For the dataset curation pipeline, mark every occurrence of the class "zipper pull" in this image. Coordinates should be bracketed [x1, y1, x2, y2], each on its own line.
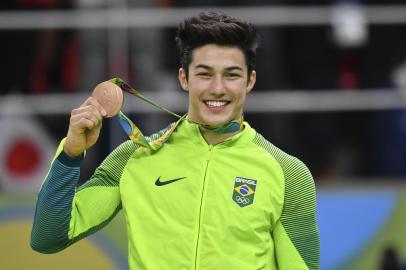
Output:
[206, 145, 214, 161]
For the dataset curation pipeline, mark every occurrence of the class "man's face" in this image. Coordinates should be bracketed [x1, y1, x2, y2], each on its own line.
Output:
[178, 44, 256, 128]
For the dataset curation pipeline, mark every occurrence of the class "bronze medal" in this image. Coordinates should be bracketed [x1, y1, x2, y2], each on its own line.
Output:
[91, 81, 123, 118]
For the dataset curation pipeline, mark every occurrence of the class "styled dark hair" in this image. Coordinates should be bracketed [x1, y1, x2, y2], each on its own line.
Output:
[175, 11, 259, 78]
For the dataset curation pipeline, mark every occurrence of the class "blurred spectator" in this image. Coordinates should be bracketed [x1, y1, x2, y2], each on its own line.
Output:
[277, 0, 406, 179]
[0, 0, 79, 94]
[368, 58, 406, 176]
[380, 246, 406, 270]
[381, 246, 399, 270]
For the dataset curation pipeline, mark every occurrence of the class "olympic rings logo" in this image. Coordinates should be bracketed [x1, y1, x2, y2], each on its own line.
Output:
[235, 195, 250, 205]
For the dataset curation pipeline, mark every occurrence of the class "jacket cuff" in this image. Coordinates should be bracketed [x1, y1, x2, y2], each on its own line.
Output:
[57, 151, 84, 167]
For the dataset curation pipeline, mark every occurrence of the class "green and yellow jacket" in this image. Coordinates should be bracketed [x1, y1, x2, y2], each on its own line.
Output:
[31, 120, 320, 270]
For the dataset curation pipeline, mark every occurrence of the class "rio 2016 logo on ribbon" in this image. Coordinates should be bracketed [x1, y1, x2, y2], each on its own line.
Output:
[232, 177, 257, 207]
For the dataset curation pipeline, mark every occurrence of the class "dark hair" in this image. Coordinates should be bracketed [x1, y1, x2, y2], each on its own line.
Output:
[175, 11, 259, 78]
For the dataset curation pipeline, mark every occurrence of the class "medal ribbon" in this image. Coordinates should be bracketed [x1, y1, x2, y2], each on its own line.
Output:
[109, 77, 243, 150]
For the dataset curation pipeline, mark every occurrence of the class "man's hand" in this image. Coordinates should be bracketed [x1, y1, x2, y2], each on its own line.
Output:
[63, 97, 107, 158]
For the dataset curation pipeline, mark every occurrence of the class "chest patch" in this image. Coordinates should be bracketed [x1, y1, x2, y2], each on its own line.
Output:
[232, 177, 257, 207]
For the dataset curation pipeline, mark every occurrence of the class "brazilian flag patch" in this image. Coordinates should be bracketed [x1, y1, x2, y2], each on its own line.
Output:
[232, 177, 257, 207]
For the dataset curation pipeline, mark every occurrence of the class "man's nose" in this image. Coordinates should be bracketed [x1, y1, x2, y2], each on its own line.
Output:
[210, 74, 225, 95]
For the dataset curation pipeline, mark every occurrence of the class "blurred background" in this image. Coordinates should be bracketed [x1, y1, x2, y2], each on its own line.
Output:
[1, 0, 406, 269]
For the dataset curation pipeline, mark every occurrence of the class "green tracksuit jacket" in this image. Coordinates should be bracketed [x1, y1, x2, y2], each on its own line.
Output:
[31, 120, 320, 269]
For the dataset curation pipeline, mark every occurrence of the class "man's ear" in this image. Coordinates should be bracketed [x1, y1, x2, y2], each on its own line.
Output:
[178, 68, 188, 92]
[246, 70, 256, 93]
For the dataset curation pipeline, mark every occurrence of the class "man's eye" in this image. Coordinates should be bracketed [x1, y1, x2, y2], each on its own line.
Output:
[197, 73, 211, 77]
[226, 73, 241, 78]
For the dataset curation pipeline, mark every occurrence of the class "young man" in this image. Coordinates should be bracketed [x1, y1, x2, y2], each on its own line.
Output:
[31, 12, 320, 270]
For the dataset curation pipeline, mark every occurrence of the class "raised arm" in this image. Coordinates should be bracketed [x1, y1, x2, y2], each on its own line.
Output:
[31, 97, 127, 253]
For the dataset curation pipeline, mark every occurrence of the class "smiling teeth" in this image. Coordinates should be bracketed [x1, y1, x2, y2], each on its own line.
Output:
[205, 101, 227, 107]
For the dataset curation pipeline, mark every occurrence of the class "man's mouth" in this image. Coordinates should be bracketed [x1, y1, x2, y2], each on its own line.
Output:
[204, 100, 230, 108]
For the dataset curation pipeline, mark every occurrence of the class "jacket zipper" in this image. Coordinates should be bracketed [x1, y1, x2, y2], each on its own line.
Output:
[194, 145, 213, 270]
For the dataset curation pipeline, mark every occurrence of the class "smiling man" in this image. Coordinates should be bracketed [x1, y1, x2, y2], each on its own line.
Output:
[31, 12, 320, 270]
[179, 44, 256, 145]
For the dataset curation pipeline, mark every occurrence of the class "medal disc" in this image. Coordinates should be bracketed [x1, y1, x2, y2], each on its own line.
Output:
[91, 81, 123, 118]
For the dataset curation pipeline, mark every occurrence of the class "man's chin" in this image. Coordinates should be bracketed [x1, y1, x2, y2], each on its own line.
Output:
[201, 118, 232, 128]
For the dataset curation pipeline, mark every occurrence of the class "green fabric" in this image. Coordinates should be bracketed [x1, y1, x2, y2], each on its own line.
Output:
[69, 140, 137, 241]
[253, 133, 320, 269]
[32, 120, 320, 269]
[31, 139, 83, 253]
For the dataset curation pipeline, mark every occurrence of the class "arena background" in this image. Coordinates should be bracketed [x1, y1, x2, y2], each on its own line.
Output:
[1, 1, 406, 269]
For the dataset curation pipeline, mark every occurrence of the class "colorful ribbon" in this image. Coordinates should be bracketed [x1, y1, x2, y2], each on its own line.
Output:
[109, 77, 243, 150]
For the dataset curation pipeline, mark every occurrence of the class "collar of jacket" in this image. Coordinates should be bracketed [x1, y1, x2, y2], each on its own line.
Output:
[170, 119, 257, 148]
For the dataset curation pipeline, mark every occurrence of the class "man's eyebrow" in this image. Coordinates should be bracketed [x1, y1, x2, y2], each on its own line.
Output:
[225, 66, 243, 72]
[194, 64, 212, 70]
[194, 64, 243, 71]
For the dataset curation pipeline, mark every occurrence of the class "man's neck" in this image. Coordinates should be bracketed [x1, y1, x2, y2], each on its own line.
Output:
[199, 125, 243, 145]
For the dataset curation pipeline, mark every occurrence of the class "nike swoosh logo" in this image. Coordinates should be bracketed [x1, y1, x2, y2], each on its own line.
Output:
[155, 176, 186, 186]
